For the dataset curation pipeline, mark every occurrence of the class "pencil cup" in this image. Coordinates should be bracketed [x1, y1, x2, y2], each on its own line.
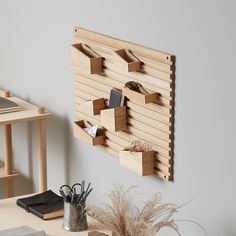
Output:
[63, 201, 88, 232]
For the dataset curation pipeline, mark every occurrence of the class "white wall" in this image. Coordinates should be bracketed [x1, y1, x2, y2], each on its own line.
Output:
[0, 0, 236, 235]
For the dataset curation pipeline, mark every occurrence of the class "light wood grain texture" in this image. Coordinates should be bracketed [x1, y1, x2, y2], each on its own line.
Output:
[73, 38, 174, 74]
[4, 124, 14, 197]
[74, 27, 173, 64]
[73, 27, 175, 181]
[80, 98, 106, 115]
[119, 151, 154, 176]
[101, 106, 127, 132]
[71, 43, 103, 74]
[0, 88, 52, 196]
[38, 119, 47, 192]
[0, 195, 112, 236]
[74, 69, 171, 107]
[113, 49, 141, 72]
[75, 112, 172, 172]
[2, 90, 11, 97]
[75, 104, 171, 159]
[0, 96, 52, 125]
[38, 106, 46, 114]
[122, 87, 158, 104]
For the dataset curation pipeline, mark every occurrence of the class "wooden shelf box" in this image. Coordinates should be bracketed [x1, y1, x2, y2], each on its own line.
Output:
[80, 98, 106, 116]
[122, 87, 158, 104]
[101, 106, 127, 132]
[73, 120, 104, 146]
[71, 43, 103, 74]
[119, 151, 154, 176]
[113, 49, 141, 72]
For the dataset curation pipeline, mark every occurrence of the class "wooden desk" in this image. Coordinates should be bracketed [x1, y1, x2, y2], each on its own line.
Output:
[0, 89, 52, 197]
[0, 195, 111, 236]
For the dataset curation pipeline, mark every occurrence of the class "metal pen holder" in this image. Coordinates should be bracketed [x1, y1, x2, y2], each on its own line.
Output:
[63, 201, 88, 232]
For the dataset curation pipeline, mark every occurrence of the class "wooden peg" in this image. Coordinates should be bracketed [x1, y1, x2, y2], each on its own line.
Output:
[38, 107, 46, 114]
[3, 91, 11, 98]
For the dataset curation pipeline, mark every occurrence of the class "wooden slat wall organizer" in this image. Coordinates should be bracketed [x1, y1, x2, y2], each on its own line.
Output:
[72, 27, 175, 181]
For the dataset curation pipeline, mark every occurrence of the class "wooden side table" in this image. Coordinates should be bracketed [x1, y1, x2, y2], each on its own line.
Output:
[0, 89, 52, 198]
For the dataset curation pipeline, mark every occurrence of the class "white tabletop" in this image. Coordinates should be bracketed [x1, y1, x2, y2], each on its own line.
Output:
[0, 195, 111, 236]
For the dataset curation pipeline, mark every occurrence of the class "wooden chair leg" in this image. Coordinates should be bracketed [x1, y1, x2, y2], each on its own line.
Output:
[38, 119, 47, 192]
[4, 124, 14, 198]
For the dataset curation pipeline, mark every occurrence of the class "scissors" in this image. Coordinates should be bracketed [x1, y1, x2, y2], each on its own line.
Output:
[59, 181, 93, 204]
[59, 184, 74, 202]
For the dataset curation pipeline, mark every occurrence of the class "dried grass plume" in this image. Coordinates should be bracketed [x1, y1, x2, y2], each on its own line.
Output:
[87, 183, 180, 236]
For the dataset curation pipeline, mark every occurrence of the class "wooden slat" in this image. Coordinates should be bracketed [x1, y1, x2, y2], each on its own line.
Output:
[76, 107, 170, 152]
[104, 61, 172, 91]
[155, 162, 170, 174]
[75, 81, 171, 124]
[76, 74, 170, 116]
[127, 118, 170, 141]
[155, 170, 170, 181]
[74, 39, 173, 81]
[75, 95, 170, 134]
[128, 110, 170, 134]
[155, 154, 171, 167]
[75, 27, 174, 64]
[76, 97, 169, 155]
[103, 69, 172, 104]
[76, 110, 171, 159]
[73, 68, 172, 101]
[74, 71, 171, 108]
[75, 37, 174, 74]
[76, 100, 170, 142]
[76, 112, 172, 167]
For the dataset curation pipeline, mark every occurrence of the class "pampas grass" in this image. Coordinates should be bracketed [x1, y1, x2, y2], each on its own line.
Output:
[87, 184, 180, 236]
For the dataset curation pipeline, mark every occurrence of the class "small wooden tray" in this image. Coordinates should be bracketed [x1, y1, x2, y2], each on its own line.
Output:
[122, 87, 158, 104]
[71, 43, 103, 74]
[80, 98, 106, 116]
[73, 120, 104, 146]
[113, 49, 141, 72]
[101, 106, 127, 132]
[119, 150, 154, 176]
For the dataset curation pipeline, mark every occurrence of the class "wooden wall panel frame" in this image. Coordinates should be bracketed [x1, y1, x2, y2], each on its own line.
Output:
[72, 26, 175, 181]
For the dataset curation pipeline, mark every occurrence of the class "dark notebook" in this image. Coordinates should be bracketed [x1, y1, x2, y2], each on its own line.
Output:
[0, 96, 20, 114]
[108, 88, 125, 108]
[16, 190, 64, 220]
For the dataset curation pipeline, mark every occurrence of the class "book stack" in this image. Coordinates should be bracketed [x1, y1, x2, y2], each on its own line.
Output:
[16, 190, 64, 220]
[0, 97, 20, 114]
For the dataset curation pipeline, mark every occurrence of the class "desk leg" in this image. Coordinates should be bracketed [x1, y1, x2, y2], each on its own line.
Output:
[38, 119, 47, 192]
[4, 124, 14, 198]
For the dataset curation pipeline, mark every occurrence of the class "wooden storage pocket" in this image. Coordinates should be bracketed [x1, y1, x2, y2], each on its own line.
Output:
[80, 98, 106, 115]
[73, 120, 104, 146]
[101, 106, 127, 132]
[114, 49, 141, 72]
[71, 43, 103, 74]
[122, 87, 158, 104]
[119, 151, 154, 176]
